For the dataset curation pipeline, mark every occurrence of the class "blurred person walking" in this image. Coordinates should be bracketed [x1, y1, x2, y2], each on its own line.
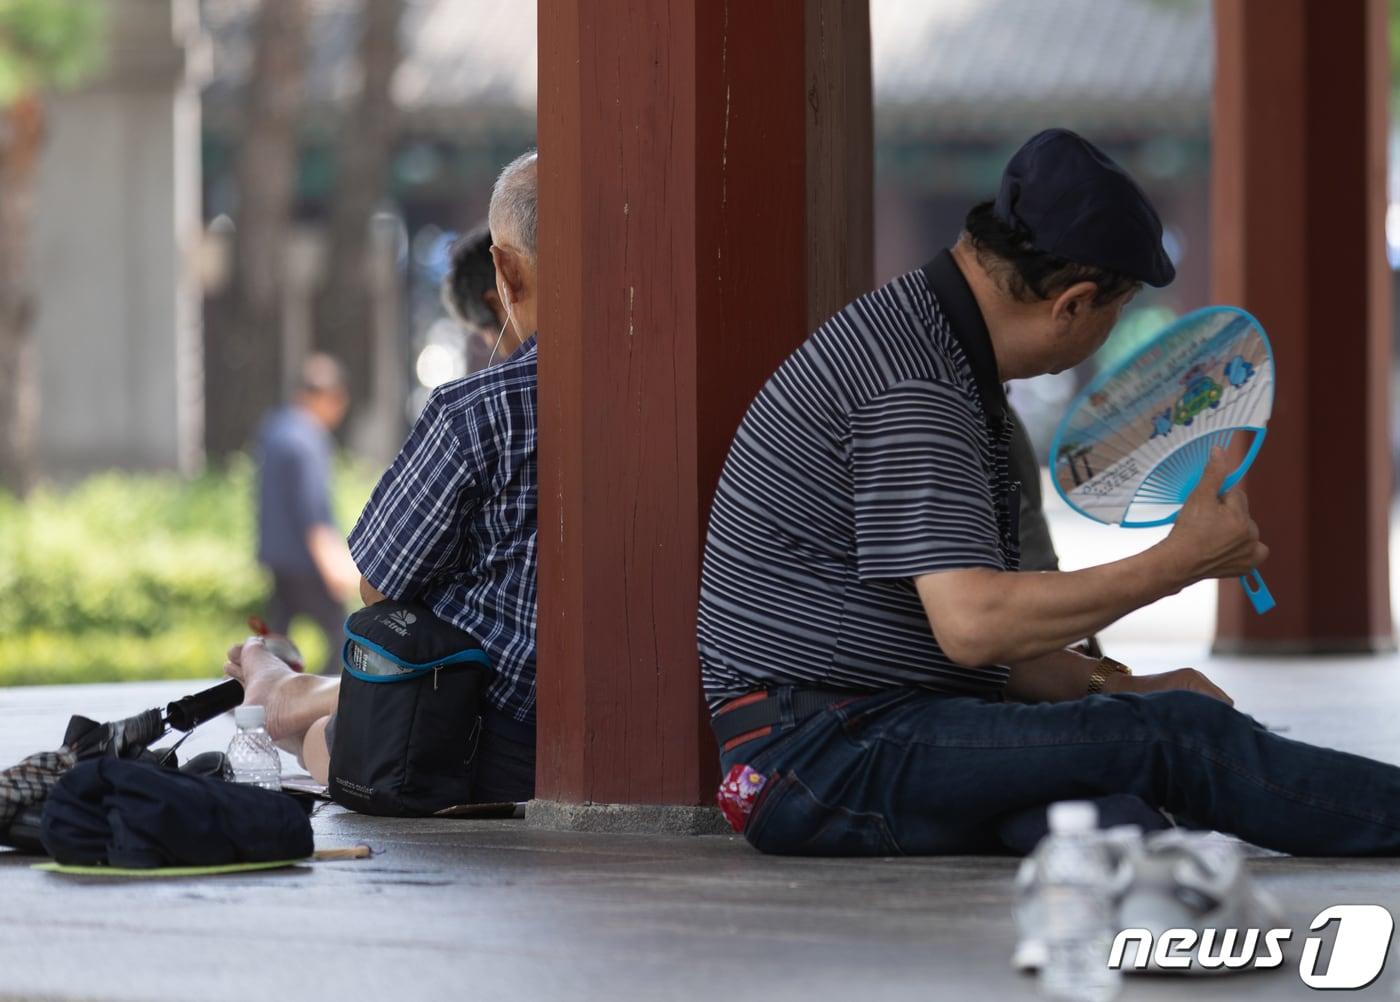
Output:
[255, 354, 360, 674]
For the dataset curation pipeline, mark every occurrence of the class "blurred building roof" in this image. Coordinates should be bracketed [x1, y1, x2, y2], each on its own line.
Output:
[872, 0, 1212, 139]
[200, 0, 537, 130]
[201, 0, 1209, 138]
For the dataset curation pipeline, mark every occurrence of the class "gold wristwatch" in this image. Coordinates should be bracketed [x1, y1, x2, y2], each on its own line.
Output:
[1086, 656, 1132, 695]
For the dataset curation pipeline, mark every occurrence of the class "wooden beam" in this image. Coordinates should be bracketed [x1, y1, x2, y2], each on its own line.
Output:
[1212, 0, 1393, 652]
[536, 1, 873, 804]
[805, 0, 875, 329]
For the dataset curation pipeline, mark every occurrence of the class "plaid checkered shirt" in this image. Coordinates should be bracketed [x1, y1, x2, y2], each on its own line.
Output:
[349, 335, 538, 732]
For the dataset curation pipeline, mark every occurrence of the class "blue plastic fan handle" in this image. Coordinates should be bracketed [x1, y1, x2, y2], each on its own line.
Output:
[1239, 570, 1275, 614]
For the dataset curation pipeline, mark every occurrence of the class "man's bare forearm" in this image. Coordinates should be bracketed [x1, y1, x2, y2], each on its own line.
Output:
[998, 543, 1187, 654]
[1004, 648, 1236, 706]
[918, 541, 1191, 667]
[917, 449, 1268, 671]
[1004, 647, 1108, 703]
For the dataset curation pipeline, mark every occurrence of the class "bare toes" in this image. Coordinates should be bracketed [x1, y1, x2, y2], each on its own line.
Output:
[240, 637, 276, 668]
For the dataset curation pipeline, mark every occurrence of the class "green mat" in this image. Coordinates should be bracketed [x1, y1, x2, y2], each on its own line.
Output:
[34, 859, 307, 878]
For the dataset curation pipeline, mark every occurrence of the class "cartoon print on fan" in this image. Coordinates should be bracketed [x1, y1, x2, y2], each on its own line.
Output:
[1150, 408, 1173, 440]
[1173, 376, 1222, 427]
[1223, 354, 1255, 389]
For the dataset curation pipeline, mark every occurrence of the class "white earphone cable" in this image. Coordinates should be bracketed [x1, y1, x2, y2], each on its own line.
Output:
[487, 297, 514, 367]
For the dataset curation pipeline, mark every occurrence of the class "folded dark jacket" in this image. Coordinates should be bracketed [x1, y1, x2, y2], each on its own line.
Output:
[41, 758, 313, 868]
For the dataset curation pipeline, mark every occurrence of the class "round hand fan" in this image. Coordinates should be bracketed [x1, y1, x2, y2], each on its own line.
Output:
[1049, 306, 1276, 614]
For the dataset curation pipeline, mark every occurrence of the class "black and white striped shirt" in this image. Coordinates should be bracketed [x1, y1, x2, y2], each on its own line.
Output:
[699, 251, 1020, 710]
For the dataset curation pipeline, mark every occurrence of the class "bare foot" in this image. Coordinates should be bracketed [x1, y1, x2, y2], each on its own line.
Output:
[223, 638, 302, 741]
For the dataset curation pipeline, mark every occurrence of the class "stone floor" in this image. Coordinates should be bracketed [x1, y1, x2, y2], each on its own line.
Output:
[4, 653, 1400, 1001]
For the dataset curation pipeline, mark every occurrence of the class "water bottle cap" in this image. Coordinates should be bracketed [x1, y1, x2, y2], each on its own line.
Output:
[1048, 800, 1098, 834]
[234, 705, 266, 729]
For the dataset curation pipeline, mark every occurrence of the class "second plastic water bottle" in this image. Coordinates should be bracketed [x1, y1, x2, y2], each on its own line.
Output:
[1038, 801, 1121, 1002]
[226, 705, 281, 791]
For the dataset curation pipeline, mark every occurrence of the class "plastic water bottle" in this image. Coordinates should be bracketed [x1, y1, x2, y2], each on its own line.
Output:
[227, 705, 281, 791]
[1037, 801, 1121, 1002]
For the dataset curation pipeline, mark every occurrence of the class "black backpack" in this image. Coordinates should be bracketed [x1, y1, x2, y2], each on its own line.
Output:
[328, 601, 493, 816]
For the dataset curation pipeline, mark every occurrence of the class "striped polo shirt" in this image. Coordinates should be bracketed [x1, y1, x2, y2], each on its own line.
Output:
[698, 250, 1020, 710]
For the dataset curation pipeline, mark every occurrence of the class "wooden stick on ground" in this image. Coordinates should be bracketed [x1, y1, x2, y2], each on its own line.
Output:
[312, 844, 374, 861]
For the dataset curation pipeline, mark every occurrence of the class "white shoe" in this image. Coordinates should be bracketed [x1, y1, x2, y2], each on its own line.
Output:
[1013, 827, 1281, 976]
[1114, 829, 1283, 974]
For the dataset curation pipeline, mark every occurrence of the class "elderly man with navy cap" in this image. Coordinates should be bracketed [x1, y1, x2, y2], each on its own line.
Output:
[700, 129, 1400, 859]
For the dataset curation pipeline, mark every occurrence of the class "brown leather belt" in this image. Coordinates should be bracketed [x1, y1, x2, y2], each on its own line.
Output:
[710, 688, 863, 752]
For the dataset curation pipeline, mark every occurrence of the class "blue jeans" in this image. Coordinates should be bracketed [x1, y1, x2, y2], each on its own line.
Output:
[719, 687, 1400, 856]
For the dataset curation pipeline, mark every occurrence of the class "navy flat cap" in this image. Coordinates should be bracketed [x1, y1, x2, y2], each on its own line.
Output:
[994, 128, 1176, 288]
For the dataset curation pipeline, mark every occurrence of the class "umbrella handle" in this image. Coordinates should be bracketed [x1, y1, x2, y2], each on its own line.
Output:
[1240, 570, 1275, 614]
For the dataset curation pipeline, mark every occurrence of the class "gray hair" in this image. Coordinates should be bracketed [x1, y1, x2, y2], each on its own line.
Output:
[488, 150, 538, 260]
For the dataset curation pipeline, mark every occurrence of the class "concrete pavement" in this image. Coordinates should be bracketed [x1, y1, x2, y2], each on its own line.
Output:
[5, 658, 1400, 1000]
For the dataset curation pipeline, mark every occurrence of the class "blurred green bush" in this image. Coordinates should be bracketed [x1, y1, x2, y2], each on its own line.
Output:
[0, 457, 377, 686]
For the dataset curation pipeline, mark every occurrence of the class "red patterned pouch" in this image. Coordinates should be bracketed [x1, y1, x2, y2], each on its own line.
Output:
[716, 763, 769, 833]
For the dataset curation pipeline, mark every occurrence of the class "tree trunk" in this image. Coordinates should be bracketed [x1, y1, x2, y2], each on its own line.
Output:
[203, 0, 311, 459]
[314, 0, 405, 418]
[0, 95, 45, 497]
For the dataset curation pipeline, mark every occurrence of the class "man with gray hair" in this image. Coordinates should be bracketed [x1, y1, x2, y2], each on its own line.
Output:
[226, 151, 542, 805]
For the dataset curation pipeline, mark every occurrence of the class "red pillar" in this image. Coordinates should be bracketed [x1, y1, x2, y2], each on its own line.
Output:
[537, 2, 872, 805]
[1212, 0, 1394, 654]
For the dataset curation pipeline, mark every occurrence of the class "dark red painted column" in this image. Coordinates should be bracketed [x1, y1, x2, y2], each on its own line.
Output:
[1212, 0, 1394, 653]
[536, 2, 872, 804]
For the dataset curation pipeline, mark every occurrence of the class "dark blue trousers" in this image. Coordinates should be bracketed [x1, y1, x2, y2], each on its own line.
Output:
[719, 687, 1400, 857]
